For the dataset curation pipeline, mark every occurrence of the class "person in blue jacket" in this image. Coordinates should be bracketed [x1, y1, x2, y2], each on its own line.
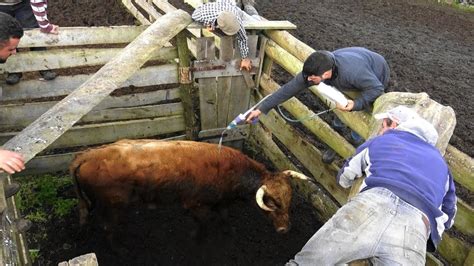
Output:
[286, 105, 457, 265]
[245, 47, 391, 163]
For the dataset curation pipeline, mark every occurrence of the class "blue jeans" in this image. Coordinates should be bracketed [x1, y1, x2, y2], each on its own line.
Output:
[286, 188, 428, 265]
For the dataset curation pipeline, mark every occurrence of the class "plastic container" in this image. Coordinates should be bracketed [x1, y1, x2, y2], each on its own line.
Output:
[316, 82, 348, 107]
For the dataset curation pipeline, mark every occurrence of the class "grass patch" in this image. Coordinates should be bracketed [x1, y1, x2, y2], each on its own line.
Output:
[15, 173, 78, 261]
[17, 174, 77, 222]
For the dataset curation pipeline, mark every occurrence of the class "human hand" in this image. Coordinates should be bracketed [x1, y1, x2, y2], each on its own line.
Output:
[240, 58, 252, 71]
[0, 150, 25, 174]
[245, 109, 261, 124]
[49, 24, 59, 35]
[336, 99, 354, 111]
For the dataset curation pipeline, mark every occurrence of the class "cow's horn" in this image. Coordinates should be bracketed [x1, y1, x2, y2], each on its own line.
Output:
[283, 170, 309, 180]
[256, 185, 275, 212]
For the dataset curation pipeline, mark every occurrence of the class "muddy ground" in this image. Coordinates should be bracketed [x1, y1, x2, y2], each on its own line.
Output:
[21, 0, 473, 265]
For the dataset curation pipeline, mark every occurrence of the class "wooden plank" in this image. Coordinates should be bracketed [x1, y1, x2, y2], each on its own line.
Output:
[0, 47, 177, 74]
[19, 26, 148, 48]
[259, 106, 349, 205]
[187, 20, 297, 30]
[135, 0, 162, 21]
[1, 64, 178, 101]
[177, 32, 200, 140]
[196, 37, 218, 129]
[259, 74, 355, 159]
[48, 115, 184, 150]
[454, 198, 474, 236]
[1, 10, 192, 163]
[217, 36, 234, 127]
[248, 123, 340, 222]
[0, 116, 185, 150]
[121, 0, 151, 25]
[225, 35, 257, 124]
[445, 145, 474, 192]
[198, 126, 249, 143]
[0, 89, 181, 130]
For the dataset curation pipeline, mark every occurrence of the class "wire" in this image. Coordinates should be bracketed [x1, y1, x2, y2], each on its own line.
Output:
[276, 105, 335, 123]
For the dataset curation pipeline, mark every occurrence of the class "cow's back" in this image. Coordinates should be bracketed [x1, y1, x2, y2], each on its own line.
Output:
[71, 139, 264, 197]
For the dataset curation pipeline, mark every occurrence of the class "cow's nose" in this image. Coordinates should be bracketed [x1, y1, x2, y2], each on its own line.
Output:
[276, 227, 288, 234]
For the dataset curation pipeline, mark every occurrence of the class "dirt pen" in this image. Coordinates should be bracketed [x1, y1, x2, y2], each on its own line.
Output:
[0, 0, 472, 265]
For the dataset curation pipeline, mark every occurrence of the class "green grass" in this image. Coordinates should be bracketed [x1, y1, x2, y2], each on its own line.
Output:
[14, 174, 78, 263]
[16, 174, 77, 223]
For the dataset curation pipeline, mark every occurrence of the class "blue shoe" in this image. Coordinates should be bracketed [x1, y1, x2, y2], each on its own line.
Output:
[322, 149, 336, 164]
[350, 131, 364, 146]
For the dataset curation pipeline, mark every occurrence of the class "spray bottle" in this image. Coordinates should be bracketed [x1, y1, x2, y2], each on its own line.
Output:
[226, 94, 271, 130]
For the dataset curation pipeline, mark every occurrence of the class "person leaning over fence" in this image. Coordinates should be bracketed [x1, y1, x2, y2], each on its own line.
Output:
[245, 47, 391, 163]
[0, 12, 26, 199]
[286, 105, 457, 265]
[192, 0, 252, 71]
[0, 0, 59, 85]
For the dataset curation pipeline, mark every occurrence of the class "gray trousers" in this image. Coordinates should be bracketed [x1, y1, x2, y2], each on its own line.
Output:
[286, 188, 428, 266]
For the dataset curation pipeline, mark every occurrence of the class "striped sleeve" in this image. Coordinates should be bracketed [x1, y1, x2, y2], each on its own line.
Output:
[30, 0, 53, 33]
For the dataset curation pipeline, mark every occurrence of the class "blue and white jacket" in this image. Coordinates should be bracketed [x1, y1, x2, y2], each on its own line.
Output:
[337, 129, 457, 251]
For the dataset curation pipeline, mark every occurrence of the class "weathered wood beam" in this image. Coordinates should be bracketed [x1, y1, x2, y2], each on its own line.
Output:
[0, 47, 177, 74]
[1, 64, 178, 102]
[0, 102, 183, 131]
[187, 21, 297, 30]
[0, 89, 181, 130]
[19, 26, 148, 48]
[121, 0, 151, 25]
[259, 74, 355, 160]
[263, 32, 473, 194]
[0, 116, 185, 150]
[1, 9, 192, 163]
[258, 103, 349, 205]
[177, 32, 199, 140]
[135, 0, 162, 21]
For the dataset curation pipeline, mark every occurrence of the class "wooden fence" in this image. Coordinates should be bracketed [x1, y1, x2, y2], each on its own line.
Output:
[0, 0, 471, 265]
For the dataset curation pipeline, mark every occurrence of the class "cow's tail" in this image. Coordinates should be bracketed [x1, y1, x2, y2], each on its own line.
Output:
[70, 157, 94, 226]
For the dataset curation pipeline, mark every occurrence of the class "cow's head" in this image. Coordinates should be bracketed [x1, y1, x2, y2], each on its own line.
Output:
[256, 170, 309, 233]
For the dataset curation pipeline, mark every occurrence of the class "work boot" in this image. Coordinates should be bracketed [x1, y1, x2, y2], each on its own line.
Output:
[350, 131, 364, 147]
[39, 70, 57, 80]
[4, 182, 20, 198]
[322, 149, 336, 164]
[5, 73, 22, 85]
[13, 218, 32, 233]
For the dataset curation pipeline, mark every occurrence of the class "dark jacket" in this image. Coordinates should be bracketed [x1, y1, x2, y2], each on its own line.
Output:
[258, 47, 390, 113]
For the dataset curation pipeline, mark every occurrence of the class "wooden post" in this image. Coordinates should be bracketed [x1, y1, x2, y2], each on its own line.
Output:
[0, 9, 192, 163]
[177, 32, 199, 140]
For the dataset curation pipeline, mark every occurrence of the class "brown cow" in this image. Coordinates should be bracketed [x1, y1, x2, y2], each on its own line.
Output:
[70, 139, 308, 239]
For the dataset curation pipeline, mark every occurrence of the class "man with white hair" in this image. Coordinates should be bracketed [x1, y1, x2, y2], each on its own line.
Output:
[191, 0, 252, 71]
[286, 105, 457, 265]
